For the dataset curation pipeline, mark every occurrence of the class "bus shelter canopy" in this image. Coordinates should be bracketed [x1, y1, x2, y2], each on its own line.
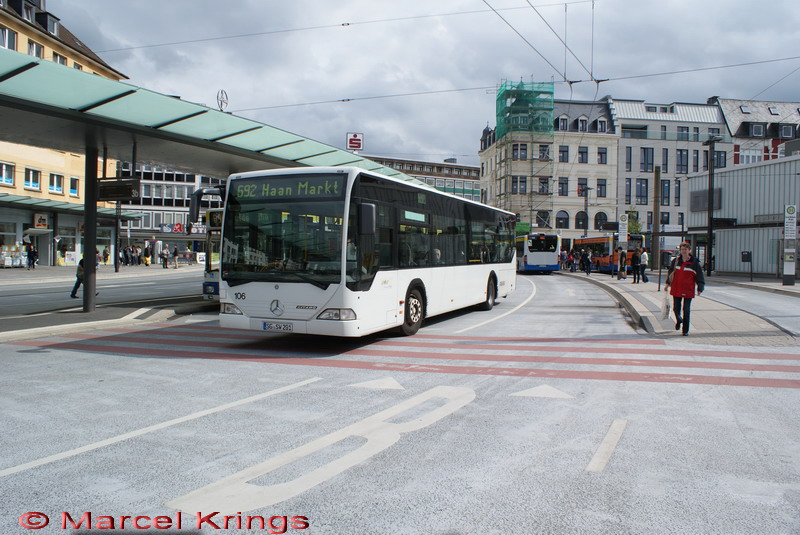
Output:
[0, 47, 417, 181]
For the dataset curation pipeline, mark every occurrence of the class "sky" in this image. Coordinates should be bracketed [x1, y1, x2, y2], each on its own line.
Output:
[47, 0, 800, 168]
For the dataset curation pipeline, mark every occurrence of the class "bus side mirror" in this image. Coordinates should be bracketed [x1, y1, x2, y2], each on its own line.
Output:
[359, 203, 376, 235]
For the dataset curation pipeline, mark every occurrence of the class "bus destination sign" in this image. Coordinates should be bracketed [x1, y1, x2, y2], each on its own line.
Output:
[233, 175, 345, 202]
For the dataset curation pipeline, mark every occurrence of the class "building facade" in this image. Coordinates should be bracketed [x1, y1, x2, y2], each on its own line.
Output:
[0, 0, 127, 267]
[366, 155, 481, 200]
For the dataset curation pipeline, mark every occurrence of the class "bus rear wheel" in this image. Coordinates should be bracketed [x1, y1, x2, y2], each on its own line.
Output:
[478, 277, 496, 311]
[400, 288, 424, 336]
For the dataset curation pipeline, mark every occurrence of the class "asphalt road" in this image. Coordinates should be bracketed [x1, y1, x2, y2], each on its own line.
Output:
[1, 275, 798, 535]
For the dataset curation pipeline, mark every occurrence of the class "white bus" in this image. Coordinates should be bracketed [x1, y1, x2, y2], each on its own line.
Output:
[190, 167, 516, 337]
[516, 233, 561, 273]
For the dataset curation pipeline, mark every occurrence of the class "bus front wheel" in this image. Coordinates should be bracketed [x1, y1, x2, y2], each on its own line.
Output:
[400, 288, 424, 336]
[478, 277, 496, 311]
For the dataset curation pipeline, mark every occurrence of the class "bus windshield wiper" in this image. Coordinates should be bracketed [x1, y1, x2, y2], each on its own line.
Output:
[290, 272, 330, 290]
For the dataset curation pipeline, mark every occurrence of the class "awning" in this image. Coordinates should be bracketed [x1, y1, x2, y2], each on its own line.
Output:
[23, 228, 53, 235]
[0, 193, 141, 220]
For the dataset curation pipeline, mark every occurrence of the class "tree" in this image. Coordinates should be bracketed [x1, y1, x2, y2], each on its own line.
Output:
[625, 210, 643, 235]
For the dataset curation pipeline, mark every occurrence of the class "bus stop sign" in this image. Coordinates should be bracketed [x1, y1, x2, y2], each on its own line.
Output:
[97, 178, 141, 201]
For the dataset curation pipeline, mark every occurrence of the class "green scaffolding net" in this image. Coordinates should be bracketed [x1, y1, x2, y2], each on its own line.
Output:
[495, 80, 554, 140]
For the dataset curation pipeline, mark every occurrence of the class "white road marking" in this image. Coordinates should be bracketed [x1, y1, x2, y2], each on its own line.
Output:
[0, 378, 321, 478]
[510, 385, 574, 398]
[348, 377, 405, 390]
[166, 386, 476, 514]
[586, 419, 628, 473]
[455, 277, 536, 334]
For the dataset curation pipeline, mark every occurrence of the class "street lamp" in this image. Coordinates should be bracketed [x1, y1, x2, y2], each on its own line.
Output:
[702, 135, 722, 276]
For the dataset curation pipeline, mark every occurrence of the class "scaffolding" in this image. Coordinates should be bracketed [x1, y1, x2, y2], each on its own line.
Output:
[492, 81, 555, 231]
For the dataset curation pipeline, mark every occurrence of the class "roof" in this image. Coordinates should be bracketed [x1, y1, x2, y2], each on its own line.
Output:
[553, 99, 612, 123]
[711, 97, 800, 136]
[0, 47, 419, 183]
[611, 99, 724, 124]
[0, 192, 141, 219]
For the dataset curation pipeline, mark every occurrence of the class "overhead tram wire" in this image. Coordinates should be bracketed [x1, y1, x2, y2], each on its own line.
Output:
[481, 0, 567, 82]
[524, 0, 594, 80]
[229, 54, 800, 114]
[95, 1, 596, 54]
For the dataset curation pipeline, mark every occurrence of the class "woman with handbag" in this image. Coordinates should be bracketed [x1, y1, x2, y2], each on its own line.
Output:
[665, 242, 705, 336]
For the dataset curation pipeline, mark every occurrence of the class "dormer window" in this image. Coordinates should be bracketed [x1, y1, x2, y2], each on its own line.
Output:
[558, 117, 568, 131]
[780, 125, 794, 139]
[23, 4, 34, 21]
[645, 105, 657, 112]
[597, 119, 607, 133]
[578, 118, 588, 132]
[750, 124, 764, 137]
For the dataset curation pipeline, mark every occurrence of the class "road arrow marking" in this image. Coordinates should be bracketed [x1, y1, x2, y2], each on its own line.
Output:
[349, 377, 405, 390]
[510, 385, 574, 398]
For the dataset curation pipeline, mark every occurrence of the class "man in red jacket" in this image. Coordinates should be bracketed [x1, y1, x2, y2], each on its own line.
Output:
[665, 242, 705, 336]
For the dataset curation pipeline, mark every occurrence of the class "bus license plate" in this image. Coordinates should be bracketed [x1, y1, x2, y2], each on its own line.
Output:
[263, 321, 293, 332]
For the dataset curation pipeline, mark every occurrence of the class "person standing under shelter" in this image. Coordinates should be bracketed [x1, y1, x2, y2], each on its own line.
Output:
[630, 248, 641, 284]
[665, 242, 705, 336]
[640, 247, 649, 283]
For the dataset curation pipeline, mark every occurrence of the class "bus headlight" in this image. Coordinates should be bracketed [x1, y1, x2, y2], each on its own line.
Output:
[221, 303, 243, 315]
[317, 309, 357, 321]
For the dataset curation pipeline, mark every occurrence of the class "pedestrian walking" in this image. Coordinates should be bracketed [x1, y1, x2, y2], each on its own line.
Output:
[172, 245, 179, 269]
[69, 259, 99, 298]
[640, 247, 649, 283]
[630, 248, 641, 283]
[665, 242, 705, 336]
[582, 249, 592, 276]
[26, 244, 38, 269]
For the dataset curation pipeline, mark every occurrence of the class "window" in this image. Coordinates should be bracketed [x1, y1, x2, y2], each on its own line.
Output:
[692, 150, 699, 172]
[660, 212, 670, 225]
[693, 127, 700, 142]
[577, 178, 588, 197]
[781, 125, 794, 138]
[645, 105, 657, 112]
[625, 146, 632, 172]
[49, 173, 63, 194]
[511, 176, 527, 194]
[575, 211, 588, 230]
[647, 211, 653, 230]
[555, 210, 570, 229]
[660, 179, 670, 206]
[750, 124, 764, 137]
[512, 143, 527, 160]
[594, 212, 608, 230]
[660, 125, 667, 140]
[677, 126, 689, 141]
[538, 177, 549, 194]
[24, 168, 40, 189]
[640, 148, 654, 172]
[69, 176, 79, 196]
[703, 150, 708, 171]
[578, 118, 588, 132]
[635, 178, 648, 205]
[536, 211, 550, 228]
[559, 145, 569, 163]
[597, 119, 607, 133]
[597, 147, 607, 164]
[662, 148, 669, 173]
[53, 52, 67, 65]
[47, 17, 59, 36]
[27, 40, 43, 58]
[0, 24, 17, 50]
[714, 150, 727, 169]
[625, 178, 632, 204]
[674, 179, 681, 206]
[676, 149, 688, 174]
[678, 212, 684, 227]
[740, 105, 750, 114]
[23, 4, 34, 21]
[0, 162, 14, 185]
[558, 177, 568, 196]
[558, 117, 568, 131]
[578, 146, 588, 163]
[538, 144, 550, 160]
[769, 106, 779, 115]
[708, 127, 720, 136]
[596, 179, 607, 198]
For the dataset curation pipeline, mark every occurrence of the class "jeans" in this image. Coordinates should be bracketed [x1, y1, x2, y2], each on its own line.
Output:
[70, 277, 83, 297]
[673, 297, 693, 334]
[641, 265, 649, 282]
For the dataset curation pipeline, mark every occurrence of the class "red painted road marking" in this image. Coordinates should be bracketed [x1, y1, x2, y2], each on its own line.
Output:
[10, 338, 800, 389]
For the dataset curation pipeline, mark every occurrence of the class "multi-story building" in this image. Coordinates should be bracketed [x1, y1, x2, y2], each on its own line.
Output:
[366, 155, 481, 200]
[0, 0, 127, 267]
[479, 82, 617, 250]
[607, 97, 732, 239]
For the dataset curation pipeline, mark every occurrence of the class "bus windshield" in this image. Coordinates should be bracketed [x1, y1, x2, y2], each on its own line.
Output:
[221, 174, 347, 289]
[528, 235, 558, 252]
